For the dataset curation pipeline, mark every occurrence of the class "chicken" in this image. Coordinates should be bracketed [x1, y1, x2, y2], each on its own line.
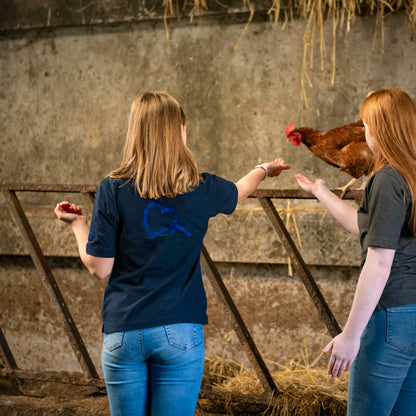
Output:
[285, 120, 373, 196]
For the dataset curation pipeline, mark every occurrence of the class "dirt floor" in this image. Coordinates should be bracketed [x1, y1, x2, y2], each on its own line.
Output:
[0, 389, 222, 416]
[0, 378, 228, 416]
[0, 373, 347, 416]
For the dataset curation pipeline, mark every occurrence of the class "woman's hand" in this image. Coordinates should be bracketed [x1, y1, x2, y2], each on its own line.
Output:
[295, 173, 327, 196]
[236, 157, 291, 202]
[263, 158, 291, 177]
[295, 173, 360, 235]
[54, 201, 84, 225]
[54, 201, 113, 279]
[322, 332, 361, 379]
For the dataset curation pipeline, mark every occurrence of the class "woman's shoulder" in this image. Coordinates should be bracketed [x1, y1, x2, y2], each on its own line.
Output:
[374, 166, 406, 184]
[100, 176, 131, 188]
[376, 165, 397, 177]
[198, 172, 233, 184]
[196, 172, 236, 192]
[97, 176, 133, 199]
[371, 166, 409, 195]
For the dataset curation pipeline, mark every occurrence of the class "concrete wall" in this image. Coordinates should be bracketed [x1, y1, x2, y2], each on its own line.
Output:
[1, 5, 416, 375]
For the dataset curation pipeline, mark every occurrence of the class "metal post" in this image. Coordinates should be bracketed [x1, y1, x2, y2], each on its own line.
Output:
[2, 190, 99, 378]
[201, 245, 280, 395]
[0, 326, 17, 369]
[258, 197, 342, 337]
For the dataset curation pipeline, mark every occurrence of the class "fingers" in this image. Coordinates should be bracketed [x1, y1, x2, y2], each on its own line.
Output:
[54, 201, 82, 222]
[55, 201, 69, 210]
[325, 343, 351, 378]
[55, 202, 67, 216]
[328, 355, 349, 379]
[264, 158, 291, 178]
[57, 202, 82, 214]
[295, 173, 309, 183]
[324, 341, 343, 379]
[322, 340, 333, 354]
[323, 333, 357, 379]
[272, 158, 291, 169]
[327, 353, 336, 378]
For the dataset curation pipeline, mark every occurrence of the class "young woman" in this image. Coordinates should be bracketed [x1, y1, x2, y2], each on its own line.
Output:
[54, 91, 291, 416]
[296, 87, 416, 415]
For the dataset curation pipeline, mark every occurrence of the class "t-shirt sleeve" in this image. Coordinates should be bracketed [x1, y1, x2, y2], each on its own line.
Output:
[86, 178, 119, 258]
[207, 174, 238, 217]
[366, 170, 408, 250]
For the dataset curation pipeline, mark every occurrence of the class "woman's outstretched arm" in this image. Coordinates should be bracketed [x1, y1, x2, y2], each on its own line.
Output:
[295, 173, 359, 236]
[236, 158, 291, 202]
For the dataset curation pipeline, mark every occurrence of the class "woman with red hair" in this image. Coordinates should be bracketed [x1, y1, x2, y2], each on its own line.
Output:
[297, 88, 416, 415]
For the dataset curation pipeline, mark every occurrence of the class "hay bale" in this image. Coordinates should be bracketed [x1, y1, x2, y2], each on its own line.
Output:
[201, 353, 347, 415]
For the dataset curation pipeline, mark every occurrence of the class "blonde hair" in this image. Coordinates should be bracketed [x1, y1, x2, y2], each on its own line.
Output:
[360, 87, 416, 235]
[110, 92, 200, 199]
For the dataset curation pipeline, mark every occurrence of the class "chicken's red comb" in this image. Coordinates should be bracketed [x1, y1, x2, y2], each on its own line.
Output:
[285, 123, 296, 138]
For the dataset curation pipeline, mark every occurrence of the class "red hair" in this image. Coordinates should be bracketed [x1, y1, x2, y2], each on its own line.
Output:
[360, 88, 416, 235]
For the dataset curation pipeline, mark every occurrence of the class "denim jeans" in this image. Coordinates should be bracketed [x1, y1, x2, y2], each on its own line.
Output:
[348, 304, 416, 416]
[102, 323, 205, 416]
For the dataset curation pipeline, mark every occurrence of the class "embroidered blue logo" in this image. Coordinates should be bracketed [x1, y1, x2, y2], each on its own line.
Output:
[144, 202, 191, 239]
[88, 230, 97, 241]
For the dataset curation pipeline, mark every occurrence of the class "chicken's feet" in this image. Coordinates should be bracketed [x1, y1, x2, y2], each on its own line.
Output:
[335, 175, 370, 198]
[335, 177, 358, 198]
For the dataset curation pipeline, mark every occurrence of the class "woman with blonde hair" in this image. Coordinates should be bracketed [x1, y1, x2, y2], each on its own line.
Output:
[296, 87, 416, 415]
[54, 91, 291, 416]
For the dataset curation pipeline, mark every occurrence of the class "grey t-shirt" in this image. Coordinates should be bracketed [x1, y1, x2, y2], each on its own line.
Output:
[357, 166, 416, 310]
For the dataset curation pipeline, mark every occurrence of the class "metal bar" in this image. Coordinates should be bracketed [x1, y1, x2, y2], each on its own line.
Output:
[0, 326, 17, 370]
[201, 245, 280, 395]
[252, 188, 363, 201]
[0, 183, 97, 193]
[258, 197, 342, 337]
[199, 390, 273, 408]
[0, 368, 105, 388]
[0, 183, 363, 201]
[2, 190, 99, 379]
[0, 368, 270, 410]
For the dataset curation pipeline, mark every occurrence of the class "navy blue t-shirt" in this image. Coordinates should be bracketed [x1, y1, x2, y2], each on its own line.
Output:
[86, 173, 238, 333]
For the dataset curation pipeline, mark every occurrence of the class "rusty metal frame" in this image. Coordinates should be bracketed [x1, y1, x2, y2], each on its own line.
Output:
[0, 326, 17, 370]
[2, 188, 99, 379]
[257, 197, 342, 337]
[200, 245, 279, 394]
[0, 183, 362, 394]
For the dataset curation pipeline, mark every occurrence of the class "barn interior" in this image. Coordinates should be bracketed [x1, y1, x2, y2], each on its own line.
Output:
[1, 0, 416, 414]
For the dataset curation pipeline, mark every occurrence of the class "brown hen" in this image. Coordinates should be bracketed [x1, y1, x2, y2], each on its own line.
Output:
[286, 120, 373, 196]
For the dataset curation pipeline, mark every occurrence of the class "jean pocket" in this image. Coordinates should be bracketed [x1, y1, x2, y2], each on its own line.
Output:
[164, 323, 202, 351]
[103, 331, 124, 352]
[386, 305, 416, 351]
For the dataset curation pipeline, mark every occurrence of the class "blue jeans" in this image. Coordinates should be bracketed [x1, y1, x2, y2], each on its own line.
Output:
[101, 323, 205, 416]
[348, 304, 416, 416]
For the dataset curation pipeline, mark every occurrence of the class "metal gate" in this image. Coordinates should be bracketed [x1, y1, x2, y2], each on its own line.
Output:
[0, 183, 361, 399]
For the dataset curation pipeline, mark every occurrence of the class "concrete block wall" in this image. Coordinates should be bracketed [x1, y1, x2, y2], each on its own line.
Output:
[1, 5, 415, 373]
